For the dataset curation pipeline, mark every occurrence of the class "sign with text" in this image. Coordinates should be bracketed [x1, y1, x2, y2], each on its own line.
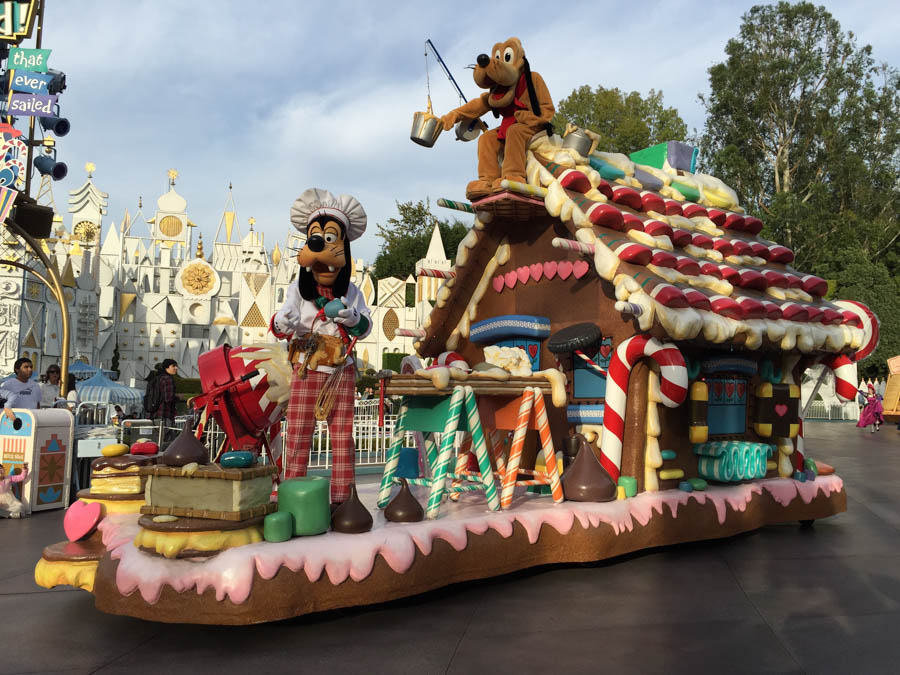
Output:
[8, 69, 52, 94]
[8, 47, 51, 71]
[6, 92, 57, 117]
[0, 1, 37, 44]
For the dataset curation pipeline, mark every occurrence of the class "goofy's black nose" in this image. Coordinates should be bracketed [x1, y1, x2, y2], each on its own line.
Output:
[477, 53, 490, 68]
[307, 235, 325, 253]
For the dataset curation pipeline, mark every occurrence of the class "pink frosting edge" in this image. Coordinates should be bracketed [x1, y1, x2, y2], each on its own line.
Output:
[103, 475, 844, 605]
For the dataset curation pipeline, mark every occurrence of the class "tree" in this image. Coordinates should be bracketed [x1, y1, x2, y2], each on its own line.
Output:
[700, 2, 900, 271]
[552, 86, 687, 154]
[373, 199, 469, 284]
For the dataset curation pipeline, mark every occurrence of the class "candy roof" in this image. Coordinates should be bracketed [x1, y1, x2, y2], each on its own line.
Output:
[417, 133, 866, 358]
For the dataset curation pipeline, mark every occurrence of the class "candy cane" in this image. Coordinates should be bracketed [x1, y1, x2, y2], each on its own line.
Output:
[574, 350, 607, 376]
[600, 335, 688, 481]
[821, 354, 857, 403]
[834, 300, 879, 362]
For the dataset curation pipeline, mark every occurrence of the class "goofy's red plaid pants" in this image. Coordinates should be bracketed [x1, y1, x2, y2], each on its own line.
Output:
[283, 364, 357, 504]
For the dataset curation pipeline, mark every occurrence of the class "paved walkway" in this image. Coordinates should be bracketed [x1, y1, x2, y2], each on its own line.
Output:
[2, 421, 898, 674]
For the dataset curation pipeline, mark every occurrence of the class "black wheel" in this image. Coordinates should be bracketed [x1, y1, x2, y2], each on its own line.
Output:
[547, 322, 603, 354]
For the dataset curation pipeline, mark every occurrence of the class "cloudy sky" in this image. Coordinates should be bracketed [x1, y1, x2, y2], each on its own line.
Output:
[25, 0, 900, 263]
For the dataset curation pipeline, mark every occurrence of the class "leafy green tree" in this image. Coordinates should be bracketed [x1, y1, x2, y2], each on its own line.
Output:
[552, 86, 687, 154]
[373, 199, 468, 286]
[700, 1, 900, 271]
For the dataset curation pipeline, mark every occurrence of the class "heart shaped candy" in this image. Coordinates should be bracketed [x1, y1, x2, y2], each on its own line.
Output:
[517, 266, 530, 285]
[492, 276, 504, 293]
[529, 263, 543, 282]
[775, 404, 788, 417]
[505, 271, 517, 289]
[599, 344, 612, 359]
[528, 344, 539, 358]
[558, 260, 573, 280]
[543, 261, 558, 279]
[64, 500, 103, 542]
[573, 260, 589, 279]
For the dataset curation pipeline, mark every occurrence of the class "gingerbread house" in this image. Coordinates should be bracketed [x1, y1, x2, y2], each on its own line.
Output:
[403, 135, 874, 496]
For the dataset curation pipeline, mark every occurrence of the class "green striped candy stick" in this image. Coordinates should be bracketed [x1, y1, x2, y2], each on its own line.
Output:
[464, 386, 500, 511]
[426, 386, 465, 519]
[377, 403, 409, 507]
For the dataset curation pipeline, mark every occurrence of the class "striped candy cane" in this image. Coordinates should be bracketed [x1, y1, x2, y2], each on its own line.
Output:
[426, 386, 466, 519]
[500, 388, 535, 508]
[600, 335, 688, 481]
[463, 386, 500, 510]
[532, 388, 563, 503]
[821, 354, 857, 403]
[377, 403, 409, 507]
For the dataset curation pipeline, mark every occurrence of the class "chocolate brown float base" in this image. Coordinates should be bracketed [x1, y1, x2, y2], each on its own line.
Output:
[91, 487, 846, 625]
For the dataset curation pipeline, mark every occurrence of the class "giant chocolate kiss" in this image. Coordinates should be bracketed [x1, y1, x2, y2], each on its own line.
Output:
[561, 434, 617, 502]
[161, 420, 209, 467]
[384, 479, 424, 523]
[331, 484, 373, 534]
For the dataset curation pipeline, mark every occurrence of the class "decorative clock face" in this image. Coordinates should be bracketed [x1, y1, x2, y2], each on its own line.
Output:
[182, 261, 215, 295]
[159, 215, 183, 237]
[74, 221, 98, 242]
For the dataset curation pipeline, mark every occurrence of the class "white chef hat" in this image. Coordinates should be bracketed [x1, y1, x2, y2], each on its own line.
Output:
[289, 188, 367, 241]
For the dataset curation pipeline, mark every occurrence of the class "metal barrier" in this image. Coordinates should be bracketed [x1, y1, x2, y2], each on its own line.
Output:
[804, 399, 859, 421]
[196, 400, 414, 470]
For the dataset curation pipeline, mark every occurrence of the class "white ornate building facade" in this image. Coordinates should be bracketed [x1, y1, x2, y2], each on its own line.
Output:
[0, 169, 451, 384]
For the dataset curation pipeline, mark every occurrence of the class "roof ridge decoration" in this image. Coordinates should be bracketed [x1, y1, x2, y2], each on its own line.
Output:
[418, 131, 865, 357]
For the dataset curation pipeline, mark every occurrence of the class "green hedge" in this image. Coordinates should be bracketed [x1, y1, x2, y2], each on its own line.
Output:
[381, 353, 409, 373]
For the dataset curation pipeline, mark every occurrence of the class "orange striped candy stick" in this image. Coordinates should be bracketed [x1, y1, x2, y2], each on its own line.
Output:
[533, 388, 564, 503]
[500, 389, 535, 508]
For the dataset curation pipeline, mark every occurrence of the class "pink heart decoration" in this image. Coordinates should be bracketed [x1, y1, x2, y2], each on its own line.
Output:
[492, 276, 504, 293]
[543, 261, 558, 280]
[599, 344, 612, 359]
[504, 271, 518, 289]
[725, 382, 735, 397]
[517, 266, 530, 285]
[64, 500, 102, 542]
[529, 263, 543, 282]
[528, 344, 539, 358]
[573, 260, 590, 279]
[558, 260, 573, 280]
[775, 404, 788, 417]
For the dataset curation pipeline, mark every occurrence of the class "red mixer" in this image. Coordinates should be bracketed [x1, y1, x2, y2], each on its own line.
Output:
[193, 344, 287, 458]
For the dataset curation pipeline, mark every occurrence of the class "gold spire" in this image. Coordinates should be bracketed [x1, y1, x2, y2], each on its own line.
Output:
[272, 243, 282, 266]
[85, 162, 95, 178]
[196, 233, 204, 258]
[248, 217, 255, 231]
[167, 168, 178, 186]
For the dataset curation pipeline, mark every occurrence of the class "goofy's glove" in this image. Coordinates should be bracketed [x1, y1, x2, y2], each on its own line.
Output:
[334, 297, 360, 327]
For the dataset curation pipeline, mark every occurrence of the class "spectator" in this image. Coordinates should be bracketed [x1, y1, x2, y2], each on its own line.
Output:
[152, 359, 178, 437]
[0, 462, 29, 518]
[1, 358, 41, 421]
[40, 365, 62, 408]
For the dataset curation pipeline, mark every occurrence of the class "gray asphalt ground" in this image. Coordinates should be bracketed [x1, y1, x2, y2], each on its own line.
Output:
[2, 420, 898, 674]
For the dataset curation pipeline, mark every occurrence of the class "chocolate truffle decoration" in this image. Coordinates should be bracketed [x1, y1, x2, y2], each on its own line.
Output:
[161, 420, 209, 467]
[330, 484, 373, 533]
[384, 479, 424, 523]
[561, 434, 617, 502]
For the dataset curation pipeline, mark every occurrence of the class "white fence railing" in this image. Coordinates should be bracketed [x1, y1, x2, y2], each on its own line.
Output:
[804, 400, 860, 421]
[192, 399, 414, 470]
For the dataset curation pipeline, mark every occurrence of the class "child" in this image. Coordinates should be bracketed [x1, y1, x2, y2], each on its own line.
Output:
[0, 462, 29, 518]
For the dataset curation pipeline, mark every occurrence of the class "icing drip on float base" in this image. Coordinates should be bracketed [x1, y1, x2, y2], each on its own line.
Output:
[101, 476, 844, 606]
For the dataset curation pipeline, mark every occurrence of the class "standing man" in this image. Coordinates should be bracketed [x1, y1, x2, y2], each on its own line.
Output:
[151, 359, 178, 438]
[1, 357, 42, 421]
[40, 364, 62, 408]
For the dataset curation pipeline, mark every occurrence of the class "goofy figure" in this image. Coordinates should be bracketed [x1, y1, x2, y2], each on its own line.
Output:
[270, 188, 372, 508]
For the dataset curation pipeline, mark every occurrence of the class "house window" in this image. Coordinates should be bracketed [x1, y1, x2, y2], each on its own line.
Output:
[707, 377, 748, 436]
[573, 337, 612, 399]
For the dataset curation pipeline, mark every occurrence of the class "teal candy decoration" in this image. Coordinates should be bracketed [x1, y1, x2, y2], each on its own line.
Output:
[324, 298, 346, 319]
[264, 511, 293, 542]
[678, 481, 693, 492]
[793, 470, 807, 483]
[688, 478, 707, 491]
[277, 476, 331, 536]
[396, 447, 420, 479]
[685, 356, 701, 380]
[617, 476, 637, 498]
[694, 441, 774, 483]
[804, 458, 818, 477]
[220, 451, 255, 468]
[760, 359, 783, 384]
[588, 156, 626, 180]
[661, 450, 677, 461]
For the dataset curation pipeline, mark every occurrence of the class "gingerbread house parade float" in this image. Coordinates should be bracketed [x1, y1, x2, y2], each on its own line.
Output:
[35, 37, 879, 625]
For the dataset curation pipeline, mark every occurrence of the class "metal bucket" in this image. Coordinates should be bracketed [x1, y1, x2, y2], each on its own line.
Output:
[410, 111, 442, 148]
[562, 128, 592, 157]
